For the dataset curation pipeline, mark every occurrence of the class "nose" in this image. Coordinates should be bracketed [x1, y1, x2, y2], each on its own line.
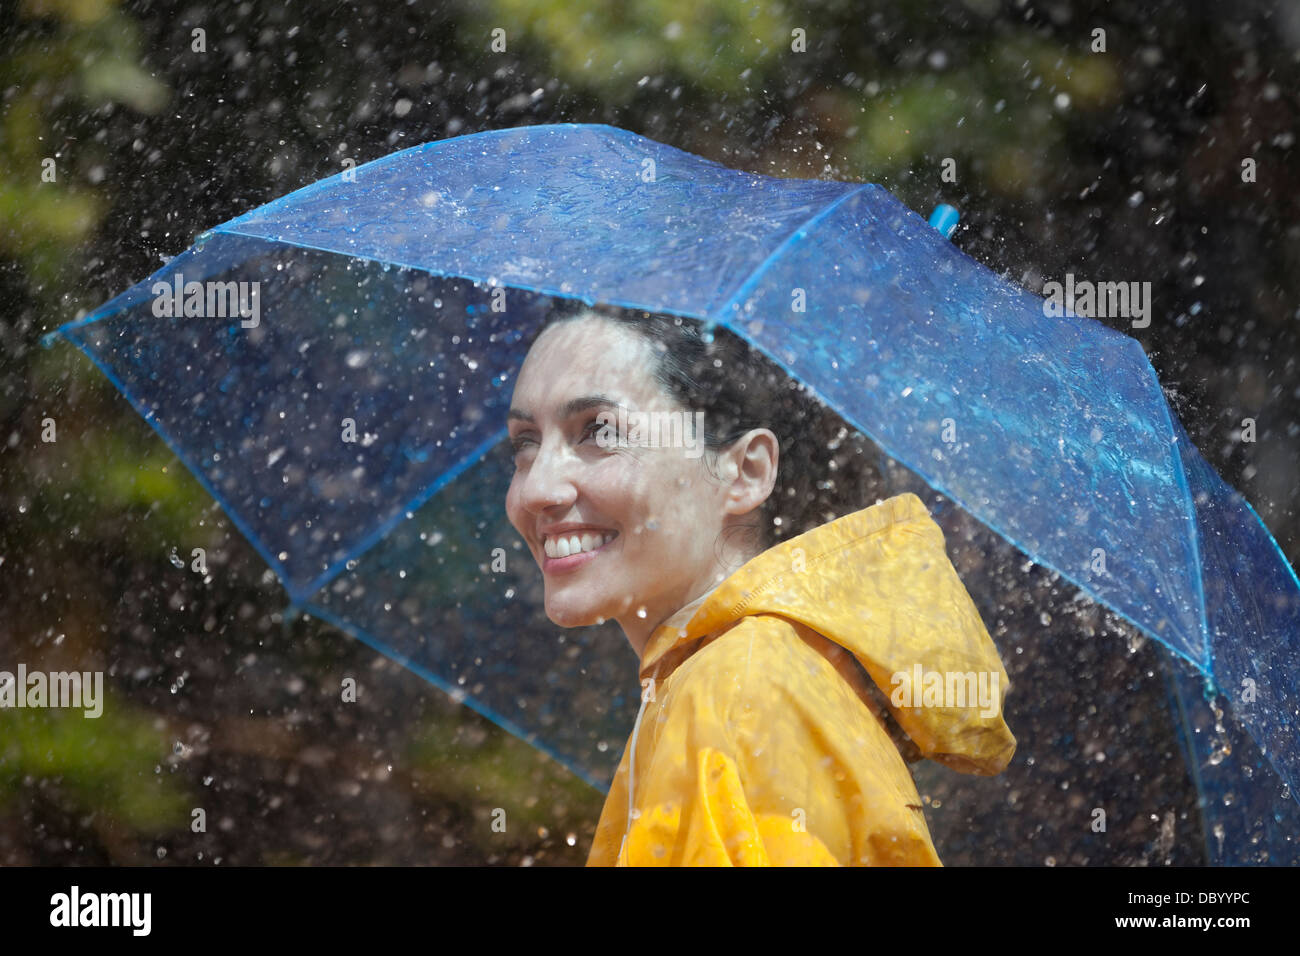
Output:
[516, 433, 579, 517]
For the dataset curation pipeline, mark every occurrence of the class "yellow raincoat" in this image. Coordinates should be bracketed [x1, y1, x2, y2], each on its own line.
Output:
[585, 492, 1016, 866]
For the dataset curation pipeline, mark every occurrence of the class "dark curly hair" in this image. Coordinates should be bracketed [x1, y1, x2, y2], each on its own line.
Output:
[527, 301, 890, 560]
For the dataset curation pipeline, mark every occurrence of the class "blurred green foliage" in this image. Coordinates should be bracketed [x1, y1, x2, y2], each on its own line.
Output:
[462, 0, 790, 99]
[0, 0, 165, 289]
[0, 694, 191, 831]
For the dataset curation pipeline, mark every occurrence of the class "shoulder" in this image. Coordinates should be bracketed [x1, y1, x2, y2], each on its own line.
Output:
[659, 614, 851, 717]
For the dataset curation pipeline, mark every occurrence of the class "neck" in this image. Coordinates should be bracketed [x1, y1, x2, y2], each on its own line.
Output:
[619, 538, 764, 662]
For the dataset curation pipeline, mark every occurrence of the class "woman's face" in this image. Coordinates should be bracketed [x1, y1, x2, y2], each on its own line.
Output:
[505, 315, 773, 656]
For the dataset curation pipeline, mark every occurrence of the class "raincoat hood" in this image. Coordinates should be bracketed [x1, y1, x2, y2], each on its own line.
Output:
[638, 492, 1015, 775]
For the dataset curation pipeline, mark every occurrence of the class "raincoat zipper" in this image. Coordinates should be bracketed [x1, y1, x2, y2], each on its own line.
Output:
[618, 659, 663, 864]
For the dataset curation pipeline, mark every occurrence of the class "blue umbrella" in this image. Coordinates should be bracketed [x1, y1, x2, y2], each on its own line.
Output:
[42, 123, 1299, 864]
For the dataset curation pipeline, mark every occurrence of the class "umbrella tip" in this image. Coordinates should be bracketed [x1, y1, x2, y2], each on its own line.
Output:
[929, 203, 960, 239]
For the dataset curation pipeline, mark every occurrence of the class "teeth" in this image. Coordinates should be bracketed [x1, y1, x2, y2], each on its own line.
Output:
[544, 531, 615, 559]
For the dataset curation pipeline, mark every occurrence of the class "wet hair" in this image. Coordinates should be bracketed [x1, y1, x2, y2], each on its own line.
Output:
[526, 301, 889, 559]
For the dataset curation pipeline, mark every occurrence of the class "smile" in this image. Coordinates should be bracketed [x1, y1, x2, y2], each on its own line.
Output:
[543, 530, 618, 559]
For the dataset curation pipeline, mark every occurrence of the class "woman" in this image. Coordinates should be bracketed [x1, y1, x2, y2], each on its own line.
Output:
[505, 302, 1016, 866]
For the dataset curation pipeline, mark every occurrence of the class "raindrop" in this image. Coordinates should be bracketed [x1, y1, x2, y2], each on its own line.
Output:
[168, 549, 185, 569]
[635, 606, 647, 619]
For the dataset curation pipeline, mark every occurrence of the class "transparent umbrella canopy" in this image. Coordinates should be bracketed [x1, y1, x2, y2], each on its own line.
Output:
[43, 123, 1300, 864]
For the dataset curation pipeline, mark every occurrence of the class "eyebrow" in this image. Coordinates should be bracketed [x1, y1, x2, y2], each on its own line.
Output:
[507, 394, 621, 425]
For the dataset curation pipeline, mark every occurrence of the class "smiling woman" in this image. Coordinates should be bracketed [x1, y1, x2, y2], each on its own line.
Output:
[504, 302, 1016, 867]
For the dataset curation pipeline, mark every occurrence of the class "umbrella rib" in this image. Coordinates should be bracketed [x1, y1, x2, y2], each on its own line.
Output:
[289, 426, 513, 603]
[298, 597, 612, 794]
[709, 183, 871, 323]
[57, 334, 298, 593]
[1138, 349, 1212, 673]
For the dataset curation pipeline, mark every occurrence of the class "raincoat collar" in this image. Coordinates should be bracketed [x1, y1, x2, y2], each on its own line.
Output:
[639, 492, 933, 678]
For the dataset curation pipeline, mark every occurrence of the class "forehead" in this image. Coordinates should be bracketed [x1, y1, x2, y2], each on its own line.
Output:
[510, 317, 670, 413]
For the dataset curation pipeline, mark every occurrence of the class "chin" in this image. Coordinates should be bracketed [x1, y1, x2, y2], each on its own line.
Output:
[544, 596, 606, 629]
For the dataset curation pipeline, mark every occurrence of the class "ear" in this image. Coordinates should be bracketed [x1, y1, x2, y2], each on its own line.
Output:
[720, 428, 779, 517]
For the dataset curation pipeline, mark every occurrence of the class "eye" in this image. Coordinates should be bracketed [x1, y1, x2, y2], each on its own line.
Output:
[510, 418, 610, 458]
